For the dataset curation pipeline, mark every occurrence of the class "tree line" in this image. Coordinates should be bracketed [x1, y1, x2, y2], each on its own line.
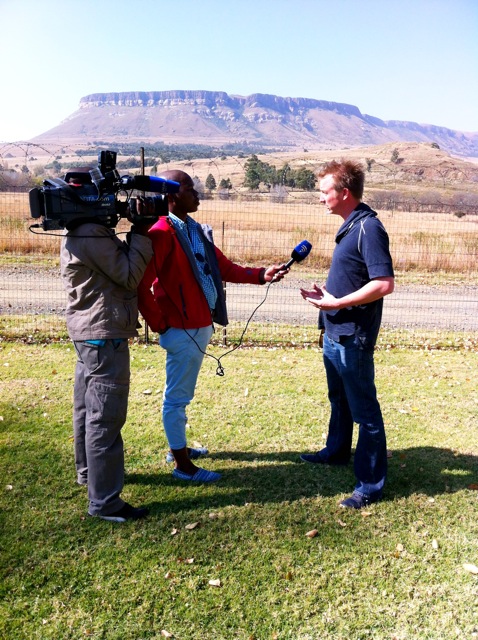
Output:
[242, 155, 316, 190]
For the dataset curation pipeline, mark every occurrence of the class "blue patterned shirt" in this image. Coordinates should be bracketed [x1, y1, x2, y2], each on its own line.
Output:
[169, 213, 218, 310]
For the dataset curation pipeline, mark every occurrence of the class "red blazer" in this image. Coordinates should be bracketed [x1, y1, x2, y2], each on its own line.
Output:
[138, 216, 264, 332]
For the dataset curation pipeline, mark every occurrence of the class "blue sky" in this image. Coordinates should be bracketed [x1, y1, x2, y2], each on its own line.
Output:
[1, 0, 477, 141]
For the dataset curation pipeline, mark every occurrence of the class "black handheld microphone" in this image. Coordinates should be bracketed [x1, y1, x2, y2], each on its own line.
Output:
[284, 240, 312, 269]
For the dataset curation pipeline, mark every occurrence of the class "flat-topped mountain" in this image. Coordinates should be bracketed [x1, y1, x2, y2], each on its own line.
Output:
[33, 90, 478, 157]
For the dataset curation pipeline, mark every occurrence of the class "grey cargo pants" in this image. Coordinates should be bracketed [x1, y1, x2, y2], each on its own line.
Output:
[73, 339, 130, 516]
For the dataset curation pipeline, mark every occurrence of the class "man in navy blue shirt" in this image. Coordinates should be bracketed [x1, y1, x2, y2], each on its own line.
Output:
[300, 159, 394, 509]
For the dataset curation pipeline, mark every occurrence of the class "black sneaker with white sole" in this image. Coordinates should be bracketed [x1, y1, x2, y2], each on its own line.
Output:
[340, 491, 376, 510]
[89, 502, 149, 522]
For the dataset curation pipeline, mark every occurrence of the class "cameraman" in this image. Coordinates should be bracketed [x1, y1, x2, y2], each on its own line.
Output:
[60, 213, 153, 522]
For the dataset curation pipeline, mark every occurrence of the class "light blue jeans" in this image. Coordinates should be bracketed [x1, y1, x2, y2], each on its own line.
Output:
[159, 326, 214, 450]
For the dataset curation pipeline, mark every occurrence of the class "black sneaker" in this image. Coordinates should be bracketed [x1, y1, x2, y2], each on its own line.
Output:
[300, 452, 349, 465]
[89, 502, 149, 522]
[340, 491, 373, 510]
[300, 452, 326, 464]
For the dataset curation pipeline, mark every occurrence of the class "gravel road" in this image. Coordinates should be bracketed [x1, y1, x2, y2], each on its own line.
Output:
[1, 267, 477, 331]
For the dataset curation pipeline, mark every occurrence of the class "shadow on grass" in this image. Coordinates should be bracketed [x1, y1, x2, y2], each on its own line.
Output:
[126, 446, 478, 514]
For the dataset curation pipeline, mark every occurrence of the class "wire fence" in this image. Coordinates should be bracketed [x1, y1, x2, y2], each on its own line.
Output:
[1, 143, 478, 347]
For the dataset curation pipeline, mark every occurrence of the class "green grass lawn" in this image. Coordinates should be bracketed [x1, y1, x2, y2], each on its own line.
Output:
[1, 340, 477, 639]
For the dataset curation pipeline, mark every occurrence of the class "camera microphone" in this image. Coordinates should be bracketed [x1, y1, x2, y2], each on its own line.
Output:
[284, 240, 312, 269]
[121, 175, 180, 194]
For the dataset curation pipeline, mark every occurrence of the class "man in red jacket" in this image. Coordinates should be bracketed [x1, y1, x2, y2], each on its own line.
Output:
[138, 170, 288, 482]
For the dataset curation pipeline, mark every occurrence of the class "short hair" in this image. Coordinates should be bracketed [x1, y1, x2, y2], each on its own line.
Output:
[318, 159, 365, 200]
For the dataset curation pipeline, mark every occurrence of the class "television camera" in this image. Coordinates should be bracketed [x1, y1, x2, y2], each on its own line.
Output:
[29, 150, 180, 231]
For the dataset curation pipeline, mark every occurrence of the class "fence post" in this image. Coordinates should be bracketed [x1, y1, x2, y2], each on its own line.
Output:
[222, 219, 227, 346]
[140, 146, 149, 345]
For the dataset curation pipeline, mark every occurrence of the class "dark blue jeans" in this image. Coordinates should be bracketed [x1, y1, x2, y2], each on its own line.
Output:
[321, 333, 387, 500]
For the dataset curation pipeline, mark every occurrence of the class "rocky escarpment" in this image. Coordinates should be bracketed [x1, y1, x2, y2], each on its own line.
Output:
[79, 90, 362, 115]
[33, 90, 478, 157]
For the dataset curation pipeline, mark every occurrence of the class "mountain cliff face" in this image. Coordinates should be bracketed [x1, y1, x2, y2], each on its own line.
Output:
[33, 90, 478, 157]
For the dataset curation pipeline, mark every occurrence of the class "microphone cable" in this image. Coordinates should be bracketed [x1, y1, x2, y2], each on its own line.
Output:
[206, 278, 275, 376]
[155, 273, 277, 377]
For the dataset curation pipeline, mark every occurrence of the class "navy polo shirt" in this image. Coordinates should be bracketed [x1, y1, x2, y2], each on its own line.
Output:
[322, 204, 394, 348]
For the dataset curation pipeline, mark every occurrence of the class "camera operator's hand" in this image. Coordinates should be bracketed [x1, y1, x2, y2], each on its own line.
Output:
[126, 197, 156, 238]
[134, 196, 157, 219]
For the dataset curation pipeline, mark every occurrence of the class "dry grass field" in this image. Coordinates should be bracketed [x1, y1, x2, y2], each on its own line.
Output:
[1, 140, 478, 282]
[2, 190, 478, 279]
[198, 199, 478, 274]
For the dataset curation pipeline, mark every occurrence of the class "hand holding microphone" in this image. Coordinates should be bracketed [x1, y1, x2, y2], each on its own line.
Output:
[267, 239, 313, 282]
